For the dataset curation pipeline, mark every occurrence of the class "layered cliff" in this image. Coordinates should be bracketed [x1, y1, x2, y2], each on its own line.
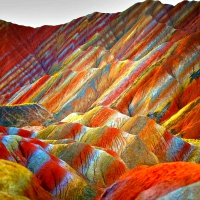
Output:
[1, 0, 200, 199]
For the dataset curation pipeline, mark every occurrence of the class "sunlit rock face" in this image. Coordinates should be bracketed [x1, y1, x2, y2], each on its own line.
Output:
[100, 162, 200, 200]
[0, 159, 55, 199]
[0, 0, 200, 199]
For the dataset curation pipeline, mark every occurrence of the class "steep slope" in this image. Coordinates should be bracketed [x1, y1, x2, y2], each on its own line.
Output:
[0, 0, 200, 199]
[100, 162, 200, 200]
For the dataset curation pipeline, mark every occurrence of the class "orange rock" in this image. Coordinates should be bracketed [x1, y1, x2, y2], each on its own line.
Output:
[101, 162, 200, 200]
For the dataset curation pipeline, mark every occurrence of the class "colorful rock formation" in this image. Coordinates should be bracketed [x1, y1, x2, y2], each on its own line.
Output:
[1, 0, 200, 199]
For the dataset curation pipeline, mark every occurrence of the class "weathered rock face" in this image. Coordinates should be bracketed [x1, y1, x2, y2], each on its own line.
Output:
[0, 0, 200, 199]
[100, 162, 200, 200]
[0, 159, 55, 199]
[0, 103, 55, 127]
[158, 181, 200, 200]
[0, 135, 101, 199]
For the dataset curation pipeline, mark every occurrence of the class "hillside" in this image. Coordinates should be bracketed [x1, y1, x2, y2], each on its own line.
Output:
[1, 0, 200, 199]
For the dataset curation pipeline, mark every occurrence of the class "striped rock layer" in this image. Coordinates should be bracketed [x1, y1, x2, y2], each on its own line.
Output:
[1, 0, 200, 199]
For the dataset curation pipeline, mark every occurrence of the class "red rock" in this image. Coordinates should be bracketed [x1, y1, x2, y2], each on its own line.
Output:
[101, 162, 200, 200]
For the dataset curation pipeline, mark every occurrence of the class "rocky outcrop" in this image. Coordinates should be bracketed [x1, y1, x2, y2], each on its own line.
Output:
[0, 159, 55, 199]
[1, 0, 200, 199]
[100, 162, 200, 200]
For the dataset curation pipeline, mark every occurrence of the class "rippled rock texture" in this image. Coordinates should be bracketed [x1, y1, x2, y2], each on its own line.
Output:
[1, 0, 200, 199]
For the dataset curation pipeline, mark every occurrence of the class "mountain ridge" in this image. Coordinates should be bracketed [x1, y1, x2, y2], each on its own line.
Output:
[1, 0, 200, 199]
